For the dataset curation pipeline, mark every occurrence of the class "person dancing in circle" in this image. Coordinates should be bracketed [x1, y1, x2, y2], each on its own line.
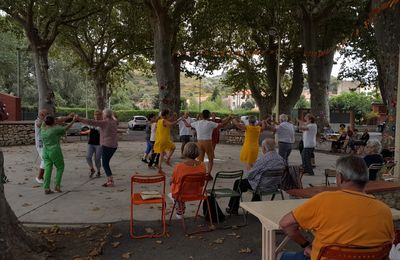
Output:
[232, 115, 266, 171]
[153, 109, 181, 172]
[78, 109, 118, 187]
[41, 114, 77, 194]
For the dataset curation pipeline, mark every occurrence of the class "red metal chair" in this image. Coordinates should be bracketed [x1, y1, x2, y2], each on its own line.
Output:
[130, 174, 166, 239]
[168, 173, 213, 234]
[317, 242, 392, 260]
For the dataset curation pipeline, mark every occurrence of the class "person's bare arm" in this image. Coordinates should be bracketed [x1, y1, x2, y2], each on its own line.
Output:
[55, 113, 75, 124]
[218, 116, 232, 128]
[64, 115, 77, 131]
[231, 118, 246, 131]
[164, 117, 181, 127]
[279, 212, 311, 255]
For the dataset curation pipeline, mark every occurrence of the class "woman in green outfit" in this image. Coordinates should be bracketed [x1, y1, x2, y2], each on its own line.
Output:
[41, 114, 77, 194]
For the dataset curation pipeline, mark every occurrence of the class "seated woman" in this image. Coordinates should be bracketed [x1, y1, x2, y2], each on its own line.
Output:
[331, 132, 347, 152]
[170, 142, 206, 219]
[348, 128, 370, 153]
[363, 139, 384, 181]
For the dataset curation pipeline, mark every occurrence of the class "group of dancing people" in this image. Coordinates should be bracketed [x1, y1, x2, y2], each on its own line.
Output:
[35, 106, 317, 195]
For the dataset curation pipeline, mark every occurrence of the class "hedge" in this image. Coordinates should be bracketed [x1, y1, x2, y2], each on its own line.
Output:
[24, 107, 260, 122]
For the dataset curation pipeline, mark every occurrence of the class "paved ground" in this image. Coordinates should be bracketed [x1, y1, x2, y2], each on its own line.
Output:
[3, 133, 339, 224]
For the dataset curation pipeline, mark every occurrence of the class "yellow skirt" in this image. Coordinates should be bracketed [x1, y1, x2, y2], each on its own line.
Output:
[154, 140, 176, 154]
[240, 145, 259, 164]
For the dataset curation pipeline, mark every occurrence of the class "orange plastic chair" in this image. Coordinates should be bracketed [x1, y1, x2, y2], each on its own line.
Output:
[130, 174, 166, 239]
[317, 242, 392, 260]
[168, 173, 213, 234]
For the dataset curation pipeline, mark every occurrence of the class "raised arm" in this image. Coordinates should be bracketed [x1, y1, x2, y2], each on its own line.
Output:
[231, 118, 246, 131]
[55, 113, 75, 124]
[78, 117, 106, 127]
[164, 117, 182, 127]
[297, 120, 309, 131]
[64, 115, 78, 131]
[218, 116, 233, 128]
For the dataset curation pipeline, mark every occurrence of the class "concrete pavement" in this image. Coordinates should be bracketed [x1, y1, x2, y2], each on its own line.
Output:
[2, 138, 340, 225]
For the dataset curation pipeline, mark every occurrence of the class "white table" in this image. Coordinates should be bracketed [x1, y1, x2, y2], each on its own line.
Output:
[241, 199, 400, 260]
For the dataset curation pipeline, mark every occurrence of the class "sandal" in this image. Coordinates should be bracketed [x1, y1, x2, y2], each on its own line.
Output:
[45, 189, 54, 194]
[54, 187, 62, 193]
[102, 180, 114, 187]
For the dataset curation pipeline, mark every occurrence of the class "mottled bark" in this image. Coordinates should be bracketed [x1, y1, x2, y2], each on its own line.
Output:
[31, 46, 56, 114]
[92, 71, 108, 110]
[279, 54, 304, 116]
[0, 151, 48, 260]
[373, 1, 400, 137]
[172, 54, 181, 114]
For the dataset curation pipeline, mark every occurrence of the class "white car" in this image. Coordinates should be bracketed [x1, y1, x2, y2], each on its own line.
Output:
[128, 115, 148, 130]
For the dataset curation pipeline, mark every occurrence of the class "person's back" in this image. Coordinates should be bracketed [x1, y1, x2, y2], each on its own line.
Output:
[292, 190, 393, 259]
[171, 162, 206, 198]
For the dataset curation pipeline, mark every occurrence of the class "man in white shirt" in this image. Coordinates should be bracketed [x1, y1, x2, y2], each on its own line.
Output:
[178, 112, 193, 158]
[298, 113, 317, 175]
[268, 114, 295, 163]
[183, 110, 231, 175]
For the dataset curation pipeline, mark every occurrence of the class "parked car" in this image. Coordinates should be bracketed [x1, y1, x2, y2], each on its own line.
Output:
[66, 122, 89, 136]
[128, 115, 148, 130]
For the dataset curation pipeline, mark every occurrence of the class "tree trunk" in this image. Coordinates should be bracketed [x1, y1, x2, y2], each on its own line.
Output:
[172, 54, 181, 114]
[373, 1, 400, 137]
[151, 10, 177, 113]
[0, 151, 48, 260]
[92, 72, 108, 110]
[302, 17, 333, 129]
[279, 54, 304, 116]
[31, 47, 56, 115]
[255, 98, 273, 120]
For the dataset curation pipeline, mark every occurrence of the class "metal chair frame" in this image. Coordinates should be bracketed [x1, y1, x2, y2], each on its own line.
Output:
[207, 170, 246, 225]
[253, 168, 285, 201]
[168, 173, 213, 235]
[130, 174, 166, 239]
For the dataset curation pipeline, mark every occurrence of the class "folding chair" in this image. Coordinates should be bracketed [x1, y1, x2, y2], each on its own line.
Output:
[130, 174, 166, 239]
[207, 170, 246, 225]
[380, 161, 396, 181]
[253, 168, 285, 201]
[168, 173, 213, 235]
[368, 163, 383, 181]
[324, 169, 337, 186]
[317, 242, 392, 260]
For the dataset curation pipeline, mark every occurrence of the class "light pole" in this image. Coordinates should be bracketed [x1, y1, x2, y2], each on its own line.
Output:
[268, 27, 280, 121]
[16, 48, 21, 97]
[198, 78, 202, 113]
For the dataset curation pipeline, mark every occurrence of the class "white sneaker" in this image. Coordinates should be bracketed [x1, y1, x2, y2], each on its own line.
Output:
[175, 213, 183, 220]
[35, 177, 44, 184]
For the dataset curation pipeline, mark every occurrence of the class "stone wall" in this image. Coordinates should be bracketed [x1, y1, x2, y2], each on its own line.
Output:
[374, 190, 400, 209]
[0, 121, 35, 146]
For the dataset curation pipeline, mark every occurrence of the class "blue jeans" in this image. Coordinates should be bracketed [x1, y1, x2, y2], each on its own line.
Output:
[301, 148, 314, 175]
[145, 140, 153, 155]
[86, 144, 102, 171]
[101, 146, 117, 177]
[280, 252, 310, 260]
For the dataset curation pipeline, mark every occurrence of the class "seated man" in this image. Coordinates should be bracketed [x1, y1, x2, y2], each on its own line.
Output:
[349, 128, 370, 153]
[226, 138, 286, 214]
[279, 155, 394, 260]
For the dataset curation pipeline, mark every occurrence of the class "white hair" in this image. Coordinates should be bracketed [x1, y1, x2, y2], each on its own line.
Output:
[366, 139, 382, 153]
[103, 108, 113, 119]
[279, 114, 288, 122]
[262, 138, 275, 152]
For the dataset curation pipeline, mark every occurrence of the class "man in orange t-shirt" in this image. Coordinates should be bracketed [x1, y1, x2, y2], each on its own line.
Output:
[279, 155, 394, 260]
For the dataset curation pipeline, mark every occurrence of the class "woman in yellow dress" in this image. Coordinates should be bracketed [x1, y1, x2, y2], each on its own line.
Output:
[153, 109, 181, 172]
[232, 116, 266, 171]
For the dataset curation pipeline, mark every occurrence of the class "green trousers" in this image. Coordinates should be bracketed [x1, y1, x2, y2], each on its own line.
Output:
[43, 147, 65, 189]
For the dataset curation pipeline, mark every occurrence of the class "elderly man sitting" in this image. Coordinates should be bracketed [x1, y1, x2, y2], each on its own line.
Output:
[226, 138, 286, 214]
[279, 155, 394, 260]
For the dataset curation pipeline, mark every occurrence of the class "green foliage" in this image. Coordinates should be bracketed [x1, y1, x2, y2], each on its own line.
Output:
[295, 95, 310, 109]
[329, 92, 373, 123]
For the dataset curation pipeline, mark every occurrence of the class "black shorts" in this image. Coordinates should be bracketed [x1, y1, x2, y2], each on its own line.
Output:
[180, 135, 191, 144]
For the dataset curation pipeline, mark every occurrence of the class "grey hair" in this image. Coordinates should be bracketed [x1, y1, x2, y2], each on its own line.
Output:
[103, 108, 113, 119]
[336, 155, 369, 188]
[366, 139, 382, 153]
[248, 115, 257, 124]
[183, 142, 200, 160]
[279, 114, 288, 122]
[262, 138, 275, 152]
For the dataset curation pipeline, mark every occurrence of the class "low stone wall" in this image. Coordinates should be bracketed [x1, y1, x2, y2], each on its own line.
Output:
[374, 190, 400, 209]
[0, 121, 35, 146]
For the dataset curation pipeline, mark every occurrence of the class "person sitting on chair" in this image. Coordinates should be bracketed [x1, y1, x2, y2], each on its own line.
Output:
[170, 142, 206, 219]
[278, 155, 394, 260]
[348, 128, 369, 153]
[363, 139, 384, 181]
[225, 138, 286, 214]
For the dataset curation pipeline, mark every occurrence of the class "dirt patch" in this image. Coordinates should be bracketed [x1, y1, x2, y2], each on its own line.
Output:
[28, 224, 112, 260]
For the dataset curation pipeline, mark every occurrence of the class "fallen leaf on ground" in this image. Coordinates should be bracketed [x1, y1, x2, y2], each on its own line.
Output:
[213, 238, 224, 244]
[156, 240, 163, 244]
[239, 248, 252, 254]
[32, 185, 41, 188]
[227, 232, 237, 236]
[111, 241, 121, 248]
[231, 225, 239, 230]
[145, 228, 154, 234]
[121, 252, 132, 259]
[236, 235, 241, 239]
[22, 203, 31, 207]
[113, 233, 123, 238]
[72, 256, 83, 260]
[88, 247, 101, 256]
[92, 207, 101, 211]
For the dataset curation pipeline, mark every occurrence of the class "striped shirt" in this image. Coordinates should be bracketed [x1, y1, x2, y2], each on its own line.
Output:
[247, 151, 286, 191]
